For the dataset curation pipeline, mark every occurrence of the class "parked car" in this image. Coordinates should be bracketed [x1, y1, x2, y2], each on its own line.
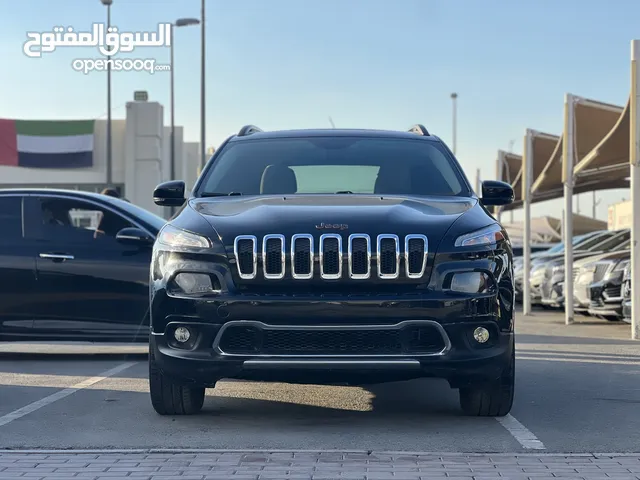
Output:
[588, 254, 630, 321]
[529, 229, 631, 308]
[622, 262, 631, 323]
[514, 230, 614, 303]
[148, 124, 516, 417]
[572, 247, 630, 315]
[0, 188, 166, 341]
[511, 243, 556, 258]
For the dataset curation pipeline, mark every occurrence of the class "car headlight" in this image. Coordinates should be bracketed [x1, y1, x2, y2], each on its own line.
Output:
[157, 224, 211, 249]
[454, 223, 505, 247]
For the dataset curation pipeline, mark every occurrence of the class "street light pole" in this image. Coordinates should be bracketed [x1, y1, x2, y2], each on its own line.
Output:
[101, 0, 113, 188]
[200, 0, 206, 169]
[170, 18, 200, 183]
[170, 23, 175, 182]
[451, 92, 458, 155]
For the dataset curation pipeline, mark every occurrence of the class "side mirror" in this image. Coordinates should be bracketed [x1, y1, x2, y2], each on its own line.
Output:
[153, 180, 186, 207]
[116, 227, 154, 246]
[480, 180, 514, 206]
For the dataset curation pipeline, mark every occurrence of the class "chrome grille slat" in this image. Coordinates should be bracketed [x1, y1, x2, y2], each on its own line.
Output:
[348, 234, 371, 279]
[234, 235, 257, 279]
[262, 234, 285, 279]
[377, 234, 400, 279]
[405, 234, 428, 279]
[320, 234, 343, 279]
[291, 234, 314, 279]
[232, 233, 428, 280]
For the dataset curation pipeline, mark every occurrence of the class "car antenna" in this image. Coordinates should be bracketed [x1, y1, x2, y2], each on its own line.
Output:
[328, 116, 336, 128]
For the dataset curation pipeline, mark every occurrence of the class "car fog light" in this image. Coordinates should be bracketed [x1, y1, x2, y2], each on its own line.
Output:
[174, 326, 191, 343]
[473, 327, 490, 344]
[175, 273, 213, 294]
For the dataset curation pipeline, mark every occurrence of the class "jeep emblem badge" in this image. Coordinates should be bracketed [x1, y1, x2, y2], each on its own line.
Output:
[316, 222, 348, 230]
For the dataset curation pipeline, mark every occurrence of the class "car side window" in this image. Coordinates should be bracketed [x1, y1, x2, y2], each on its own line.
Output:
[35, 197, 134, 245]
[0, 196, 23, 244]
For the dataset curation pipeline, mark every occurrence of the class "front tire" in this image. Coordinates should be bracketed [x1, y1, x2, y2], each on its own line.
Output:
[149, 345, 205, 415]
[459, 349, 515, 417]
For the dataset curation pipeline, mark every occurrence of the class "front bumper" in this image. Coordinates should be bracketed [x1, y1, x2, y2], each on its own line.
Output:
[622, 300, 631, 323]
[587, 282, 623, 318]
[540, 273, 565, 308]
[150, 293, 514, 388]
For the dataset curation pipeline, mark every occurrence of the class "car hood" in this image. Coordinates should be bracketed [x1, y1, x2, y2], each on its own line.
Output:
[190, 194, 475, 249]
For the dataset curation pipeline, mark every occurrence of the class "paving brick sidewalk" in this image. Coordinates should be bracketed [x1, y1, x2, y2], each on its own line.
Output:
[1, 451, 640, 480]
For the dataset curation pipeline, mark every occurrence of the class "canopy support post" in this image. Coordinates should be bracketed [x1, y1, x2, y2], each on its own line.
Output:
[563, 93, 576, 326]
[630, 40, 640, 340]
[522, 129, 534, 316]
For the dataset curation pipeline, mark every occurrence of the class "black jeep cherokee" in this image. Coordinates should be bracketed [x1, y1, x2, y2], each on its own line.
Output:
[148, 124, 516, 417]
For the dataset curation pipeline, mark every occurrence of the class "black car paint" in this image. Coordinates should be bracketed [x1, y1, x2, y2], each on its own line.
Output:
[588, 256, 629, 319]
[0, 189, 164, 341]
[149, 129, 516, 390]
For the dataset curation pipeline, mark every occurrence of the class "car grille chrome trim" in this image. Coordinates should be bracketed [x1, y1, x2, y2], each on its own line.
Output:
[405, 234, 428, 278]
[319, 233, 343, 279]
[234, 235, 257, 280]
[377, 234, 400, 279]
[291, 234, 314, 279]
[348, 234, 371, 279]
[594, 261, 612, 282]
[232, 234, 429, 280]
[262, 234, 286, 279]
[213, 319, 452, 358]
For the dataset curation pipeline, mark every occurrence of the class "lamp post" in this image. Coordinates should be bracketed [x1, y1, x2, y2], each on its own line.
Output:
[100, 0, 113, 188]
[170, 18, 200, 183]
[200, 0, 206, 169]
[450, 92, 458, 155]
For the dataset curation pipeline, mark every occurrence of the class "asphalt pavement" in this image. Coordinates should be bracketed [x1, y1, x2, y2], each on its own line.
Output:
[1, 309, 639, 457]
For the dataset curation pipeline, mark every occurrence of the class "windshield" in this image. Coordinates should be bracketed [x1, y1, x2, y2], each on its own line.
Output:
[614, 239, 631, 251]
[588, 230, 630, 251]
[197, 136, 469, 197]
[534, 233, 588, 255]
[576, 231, 615, 250]
[545, 242, 565, 254]
[110, 198, 167, 233]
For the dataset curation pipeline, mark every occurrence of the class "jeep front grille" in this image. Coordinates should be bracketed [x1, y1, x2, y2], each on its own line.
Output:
[233, 233, 428, 280]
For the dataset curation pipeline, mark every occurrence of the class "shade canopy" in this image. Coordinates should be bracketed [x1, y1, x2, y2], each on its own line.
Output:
[501, 132, 558, 211]
[573, 97, 630, 188]
[497, 151, 523, 204]
[530, 97, 625, 202]
[503, 213, 607, 244]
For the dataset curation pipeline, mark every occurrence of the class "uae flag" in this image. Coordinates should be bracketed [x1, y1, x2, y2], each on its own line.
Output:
[0, 119, 95, 168]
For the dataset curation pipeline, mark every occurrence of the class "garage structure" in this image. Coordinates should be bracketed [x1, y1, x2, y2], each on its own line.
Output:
[496, 40, 640, 340]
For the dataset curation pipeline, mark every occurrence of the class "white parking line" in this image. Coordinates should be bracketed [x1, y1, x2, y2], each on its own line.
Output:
[496, 414, 545, 449]
[0, 362, 137, 428]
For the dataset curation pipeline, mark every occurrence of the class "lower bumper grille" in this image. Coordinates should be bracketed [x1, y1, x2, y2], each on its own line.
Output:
[604, 286, 622, 298]
[215, 321, 449, 356]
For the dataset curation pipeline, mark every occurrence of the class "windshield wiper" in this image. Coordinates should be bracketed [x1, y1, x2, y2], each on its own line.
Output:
[335, 190, 354, 194]
[200, 192, 243, 197]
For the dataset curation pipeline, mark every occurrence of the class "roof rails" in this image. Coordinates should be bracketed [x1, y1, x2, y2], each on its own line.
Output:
[237, 125, 263, 136]
[408, 124, 430, 136]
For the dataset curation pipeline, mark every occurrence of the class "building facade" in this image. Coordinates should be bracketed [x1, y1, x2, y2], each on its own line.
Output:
[0, 95, 205, 219]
